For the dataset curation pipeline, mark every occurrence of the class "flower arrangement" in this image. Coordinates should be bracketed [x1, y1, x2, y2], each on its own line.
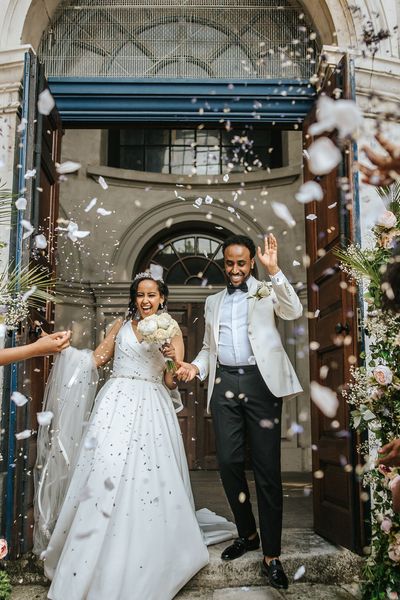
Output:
[250, 281, 272, 300]
[0, 539, 11, 600]
[336, 182, 400, 598]
[137, 313, 180, 371]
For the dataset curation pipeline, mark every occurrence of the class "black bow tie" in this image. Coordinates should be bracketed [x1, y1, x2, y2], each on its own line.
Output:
[227, 282, 248, 295]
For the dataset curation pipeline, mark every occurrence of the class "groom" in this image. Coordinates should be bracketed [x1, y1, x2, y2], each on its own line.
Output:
[176, 233, 303, 590]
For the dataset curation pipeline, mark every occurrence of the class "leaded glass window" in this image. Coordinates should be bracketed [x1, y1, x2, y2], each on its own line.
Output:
[108, 126, 283, 174]
[147, 234, 226, 285]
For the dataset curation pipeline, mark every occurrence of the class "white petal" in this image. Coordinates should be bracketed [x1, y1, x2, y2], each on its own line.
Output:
[310, 381, 339, 418]
[74, 230, 90, 239]
[11, 391, 28, 407]
[84, 436, 98, 450]
[306, 214, 317, 221]
[308, 96, 336, 136]
[295, 181, 324, 204]
[34, 234, 47, 249]
[96, 207, 112, 216]
[271, 201, 296, 228]
[84, 198, 97, 212]
[194, 197, 203, 207]
[56, 161, 81, 175]
[223, 174, 230, 182]
[15, 197, 27, 210]
[294, 565, 306, 581]
[149, 264, 164, 281]
[333, 100, 363, 138]
[15, 429, 32, 440]
[37, 411, 54, 426]
[204, 195, 213, 204]
[21, 220, 34, 239]
[22, 285, 37, 302]
[98, 176, 108, 190]
[24, 169, 36, 180]
[37, 89, 55, 116]
[292, 260, 301, 266]
[307, 138, 342, 175]
[165, 218, 173, 228]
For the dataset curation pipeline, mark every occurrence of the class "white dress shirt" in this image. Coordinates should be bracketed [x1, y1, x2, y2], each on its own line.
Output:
[217, 276, 255, 366]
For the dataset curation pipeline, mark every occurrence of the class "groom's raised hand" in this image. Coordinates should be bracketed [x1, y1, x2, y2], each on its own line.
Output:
[175, 361, 199, 383]
[257, 233, 280, 276]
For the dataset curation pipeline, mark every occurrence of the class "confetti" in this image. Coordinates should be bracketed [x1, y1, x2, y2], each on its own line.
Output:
[223, 174, 230, 182]
[15, 429, 32, 440]
[15, 197, 27, 210]
[98, 176, 108, 190]
[24, 169, 36, 180]
[310, 381, 339, 418]
[293, 565, 305, 581]
[307, 137, 342, 175]
[21, 219, 34, 239]
[295, 181, 324, 204]
[11, 391, 28, 407]
[271, 201, 296, 228]
[97, 208, 112, 216]
[204, 195, 213, 204]
[308, 96, 363, 139]
[56, 161, 81, 175]
[306, 214, 317, 221]
[37, 89, 55, 115]
[34, 234, 47, 249]
[84, 198, 97, 212]
[37, 411, 54, 426]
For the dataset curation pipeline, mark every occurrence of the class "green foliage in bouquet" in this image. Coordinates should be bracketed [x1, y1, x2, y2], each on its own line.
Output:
[336, 182, 400, 599]
[0, 571, 12, 600]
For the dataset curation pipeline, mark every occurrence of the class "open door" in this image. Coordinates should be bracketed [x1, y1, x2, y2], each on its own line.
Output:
[305, 54, 367, 552]
[5, 51, 62, 556]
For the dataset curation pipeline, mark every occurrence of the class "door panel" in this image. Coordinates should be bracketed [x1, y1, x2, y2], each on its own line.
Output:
[305, 55, 366, 552]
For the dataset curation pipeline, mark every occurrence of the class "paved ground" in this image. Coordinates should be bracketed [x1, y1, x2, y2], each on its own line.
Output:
[10, 583, 361, 599]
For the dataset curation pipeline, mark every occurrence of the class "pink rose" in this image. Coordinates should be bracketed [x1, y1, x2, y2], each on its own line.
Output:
[376, 210, 397, 229]
[0, 538, 8, 559]
[381, 517, 393, 533]
[373, 365, 393, 386]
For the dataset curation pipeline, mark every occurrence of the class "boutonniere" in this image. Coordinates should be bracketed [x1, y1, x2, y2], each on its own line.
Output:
[249, 281, 272, 300]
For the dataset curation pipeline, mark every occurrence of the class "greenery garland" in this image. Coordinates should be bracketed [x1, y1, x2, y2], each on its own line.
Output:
[336, 182, 400, 599]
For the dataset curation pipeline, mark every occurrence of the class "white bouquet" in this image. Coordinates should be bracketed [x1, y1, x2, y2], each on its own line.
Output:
[137, 313, 180, 371]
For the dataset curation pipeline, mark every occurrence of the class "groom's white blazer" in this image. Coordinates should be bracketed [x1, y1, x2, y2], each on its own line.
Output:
[192, 273, 304, 412]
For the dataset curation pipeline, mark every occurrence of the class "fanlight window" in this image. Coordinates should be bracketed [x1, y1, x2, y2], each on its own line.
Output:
[146, 235, 227, 285]
[39, 0, 319, 79]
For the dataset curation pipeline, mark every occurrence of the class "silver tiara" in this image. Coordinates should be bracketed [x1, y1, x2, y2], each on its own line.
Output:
[133, 264, 164, 283]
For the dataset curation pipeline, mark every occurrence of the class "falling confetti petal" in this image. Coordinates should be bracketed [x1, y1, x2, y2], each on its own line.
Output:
[15, 197, 27, 210]
[11, 391, 28, 407]
[307, 137, 342, 176]
[149, 264, 164, 281]
[34, 234, 47, 249]
[292, 260, 300, 266]
[308, 96, 363, 139]
[97, 208, 112, 216]
[98, 176, 108, 190]
[66, 221, 90, 242]
[223, 174, 230, 182]
[24, 169, 36, 180]
[306, 214, 317, 221]
[295, 181, 324, 204]
[15, 430, 32, 441]
[194, 198, 203, 208]
[165, 218, 173, 228]
[56, 161, 81, 175]
[37, 411, 54, 426]
[294, 565, 306, 581]
[37, 89, 55, 115]
[84, 436, 98, 450]
[310, 381, 339, 418]
[204, 195, 213, 204]
[271, 202, 296, 228]
[84, 198, 97, 212]
[21, 220, 34, 239]
[22, 286, 37, 302]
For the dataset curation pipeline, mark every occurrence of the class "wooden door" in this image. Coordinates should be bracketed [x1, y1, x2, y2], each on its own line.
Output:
[11, 54, 62, 555]
[305, 55, 366, 551]
[168, 301, 218, 469]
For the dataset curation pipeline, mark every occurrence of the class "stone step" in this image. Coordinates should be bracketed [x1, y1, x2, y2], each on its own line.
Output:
[5, 529, 363, 590]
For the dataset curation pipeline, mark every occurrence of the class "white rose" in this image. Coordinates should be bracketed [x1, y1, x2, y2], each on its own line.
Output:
[157, 313, 173, 330]
[155, 328, 169, 343]
[137, 315, 158, 337]
[376, 210, 397, 229]
[373, 365, 393, 386]
[166, 323, 179, 338]
[257, 282, 271, 298]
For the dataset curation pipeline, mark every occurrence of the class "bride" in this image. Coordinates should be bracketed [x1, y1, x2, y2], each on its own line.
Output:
[36, 272, 234, 600]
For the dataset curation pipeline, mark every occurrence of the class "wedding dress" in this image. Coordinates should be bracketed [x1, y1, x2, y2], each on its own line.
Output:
[36, 321, 235, 600]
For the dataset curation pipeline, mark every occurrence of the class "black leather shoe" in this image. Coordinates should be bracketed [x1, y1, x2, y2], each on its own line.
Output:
[262, 558, 288, 590]
[221, 533, 260, 561]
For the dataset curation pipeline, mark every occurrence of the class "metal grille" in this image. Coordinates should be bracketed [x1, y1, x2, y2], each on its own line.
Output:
[39, 0, 319, 79]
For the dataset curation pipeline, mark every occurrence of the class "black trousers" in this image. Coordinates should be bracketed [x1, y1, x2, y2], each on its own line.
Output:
[210, 364, 283, 557]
